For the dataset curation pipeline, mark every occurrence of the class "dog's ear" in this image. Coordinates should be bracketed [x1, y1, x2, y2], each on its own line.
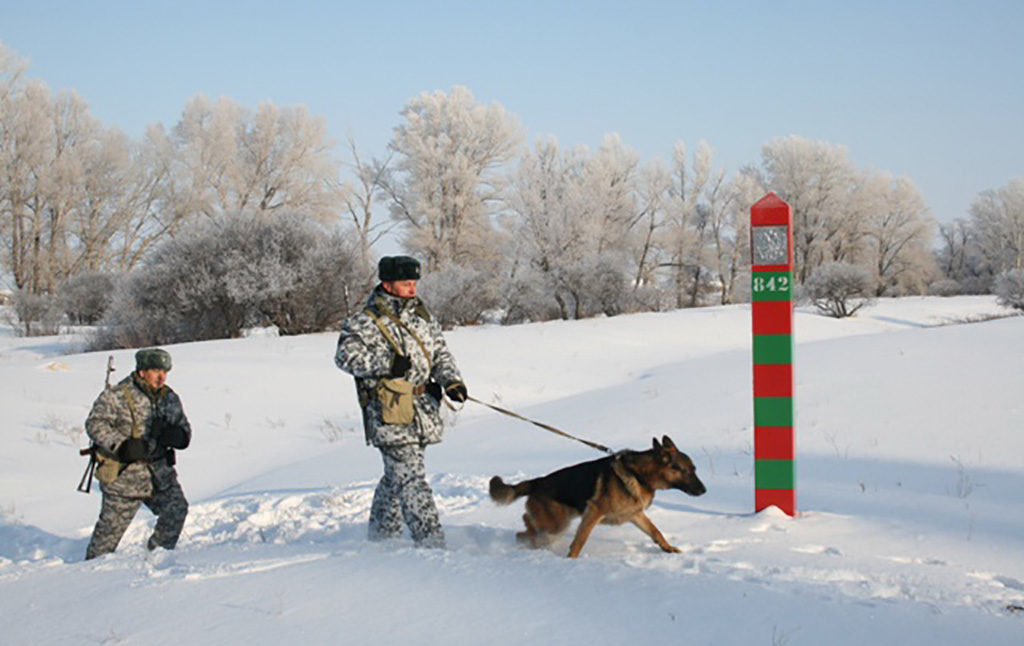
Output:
[661, 435, 677, 451]
[652, 437, 662, 452]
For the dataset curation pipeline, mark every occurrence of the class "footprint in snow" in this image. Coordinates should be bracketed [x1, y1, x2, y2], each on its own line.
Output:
[792, 544, 842, 556]
[993, 575, 1024, 591]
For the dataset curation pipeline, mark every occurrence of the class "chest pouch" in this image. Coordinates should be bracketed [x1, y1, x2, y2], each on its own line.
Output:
[365, 304, 432, 427]
[377, 378, 417, 425]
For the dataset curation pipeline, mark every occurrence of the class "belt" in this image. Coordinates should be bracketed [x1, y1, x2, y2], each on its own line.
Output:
[377, 382, 435, 397]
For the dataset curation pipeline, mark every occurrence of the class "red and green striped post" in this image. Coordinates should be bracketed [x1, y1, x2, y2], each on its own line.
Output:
[750, 192, 796, 516]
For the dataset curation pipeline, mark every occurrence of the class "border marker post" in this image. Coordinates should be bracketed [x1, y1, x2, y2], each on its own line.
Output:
[750, 192, 796, 516]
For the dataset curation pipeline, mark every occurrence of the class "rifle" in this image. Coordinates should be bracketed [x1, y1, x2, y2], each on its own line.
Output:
[77, 355, 115, 494]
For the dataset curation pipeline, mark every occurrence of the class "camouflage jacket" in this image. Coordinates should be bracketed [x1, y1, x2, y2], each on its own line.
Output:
[85, 374, 192, 498]
[334, 286, 463, 447]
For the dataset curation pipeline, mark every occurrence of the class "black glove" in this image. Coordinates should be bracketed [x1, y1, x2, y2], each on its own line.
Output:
[389, 354, 412, 378]
[425, 382, 443, 402]
[158, 424, 190, 450]
[445, 382, 468, 403]
[151, 417, 190, 450]
[116, 437, 149, 463]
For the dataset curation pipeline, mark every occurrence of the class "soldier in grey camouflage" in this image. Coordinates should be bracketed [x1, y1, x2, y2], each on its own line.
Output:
[335, 256, 467, 548]
[84, 348, 192, 560]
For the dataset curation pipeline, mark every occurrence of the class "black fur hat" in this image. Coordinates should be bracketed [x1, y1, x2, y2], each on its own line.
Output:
[378, 256, 421, 282]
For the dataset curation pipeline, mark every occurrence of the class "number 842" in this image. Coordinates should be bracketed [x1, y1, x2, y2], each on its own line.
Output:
[753, 275, 790, 293]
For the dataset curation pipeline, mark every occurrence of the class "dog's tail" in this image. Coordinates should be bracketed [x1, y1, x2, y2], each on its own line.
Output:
[489, 476, 533, 505]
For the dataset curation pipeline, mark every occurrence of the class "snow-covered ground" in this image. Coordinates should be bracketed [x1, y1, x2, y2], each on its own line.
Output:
[1, 296, 1022, 644]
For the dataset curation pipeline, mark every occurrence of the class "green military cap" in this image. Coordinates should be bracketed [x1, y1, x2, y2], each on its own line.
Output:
[135, 348, 172, 372]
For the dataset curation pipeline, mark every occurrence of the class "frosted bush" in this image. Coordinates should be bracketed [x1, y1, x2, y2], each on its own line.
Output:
[993, 269, 1024, 311]
[90, 214, 364, 349]
[804, 262, 875, 318]
[58, 272, 117, 324]
[928, 279, 962, 297]
[418, 264, 500, 328]
[10, 291, 65, 336]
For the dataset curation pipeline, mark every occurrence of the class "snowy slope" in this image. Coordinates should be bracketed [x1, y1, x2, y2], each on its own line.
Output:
[0, 296, 1022, 645]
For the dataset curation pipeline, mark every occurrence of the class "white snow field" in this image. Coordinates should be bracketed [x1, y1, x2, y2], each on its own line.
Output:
[1, 296, 1022, 645]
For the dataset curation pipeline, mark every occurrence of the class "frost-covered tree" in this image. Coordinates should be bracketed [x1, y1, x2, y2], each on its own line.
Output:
[860, 173, 935, 296]
[582, 134, 640, 255]
[0, 42, 26, 98]
[108, 124, 186, 272]
[1, 43, 55, 292]
[33, 90, 98, 291]
[934, 218, 1000, 294]
[710, 169, 759, 304]
[758, 136, 934, 296]
[568, 134, 641, 316]
[935, 219, 972, 292]
[2, 42, 350, 301]
[1, 45, 182, 291]
[69, 128, 133, 274]
[173, 95, 342, 222]
[0, 60, 115, 294]
[0, 77, 51, 292]
[969, 177, 1024, 273]
[340, 138, 392, 284]
[760, 136, 858, 283]
[662, 141, 707, 307]
[383, 86, 522, 271]
[630, 160, 671, 295]
[506, 136, 640, 319]
[613, 141, 755, 309]
[505, 137, 589, 319]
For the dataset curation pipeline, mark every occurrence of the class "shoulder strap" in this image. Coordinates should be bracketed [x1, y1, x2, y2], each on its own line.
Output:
[118, 386, 144, 439]
[364, 307, 403, 355]
[365, 303, 433, 373]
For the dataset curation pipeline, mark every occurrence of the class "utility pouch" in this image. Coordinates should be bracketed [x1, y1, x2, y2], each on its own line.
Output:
[96, 456, 123, 484]
[377, 378, 416, 425]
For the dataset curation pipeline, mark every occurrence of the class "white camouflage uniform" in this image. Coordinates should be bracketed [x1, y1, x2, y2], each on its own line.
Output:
[334, 285, 463, 547]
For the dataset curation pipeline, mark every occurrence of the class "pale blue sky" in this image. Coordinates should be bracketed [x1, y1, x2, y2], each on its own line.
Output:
[2, 0, 1022, 225]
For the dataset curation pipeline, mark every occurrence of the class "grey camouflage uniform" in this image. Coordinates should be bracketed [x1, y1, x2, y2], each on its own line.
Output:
[334, 286, 463, 547]
[84, 374, 191, 559]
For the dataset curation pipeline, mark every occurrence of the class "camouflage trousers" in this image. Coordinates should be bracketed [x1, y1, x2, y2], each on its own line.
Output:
[85, 479, 189, 560]
[368, 443, 445, 548]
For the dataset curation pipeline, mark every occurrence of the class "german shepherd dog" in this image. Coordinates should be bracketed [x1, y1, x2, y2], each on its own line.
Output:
[489, 435, 706, 558]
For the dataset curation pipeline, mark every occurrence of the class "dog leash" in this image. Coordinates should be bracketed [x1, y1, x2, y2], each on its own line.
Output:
[466, 395, 613, 455]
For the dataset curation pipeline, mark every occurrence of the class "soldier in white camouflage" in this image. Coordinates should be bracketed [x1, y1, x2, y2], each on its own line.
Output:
[84, 348, 192, 560]
[335, 256, 467, 548]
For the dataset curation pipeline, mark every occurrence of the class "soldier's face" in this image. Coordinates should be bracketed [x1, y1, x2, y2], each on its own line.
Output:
[138, 369, 167, 389]
[383, 280, 418, 299]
